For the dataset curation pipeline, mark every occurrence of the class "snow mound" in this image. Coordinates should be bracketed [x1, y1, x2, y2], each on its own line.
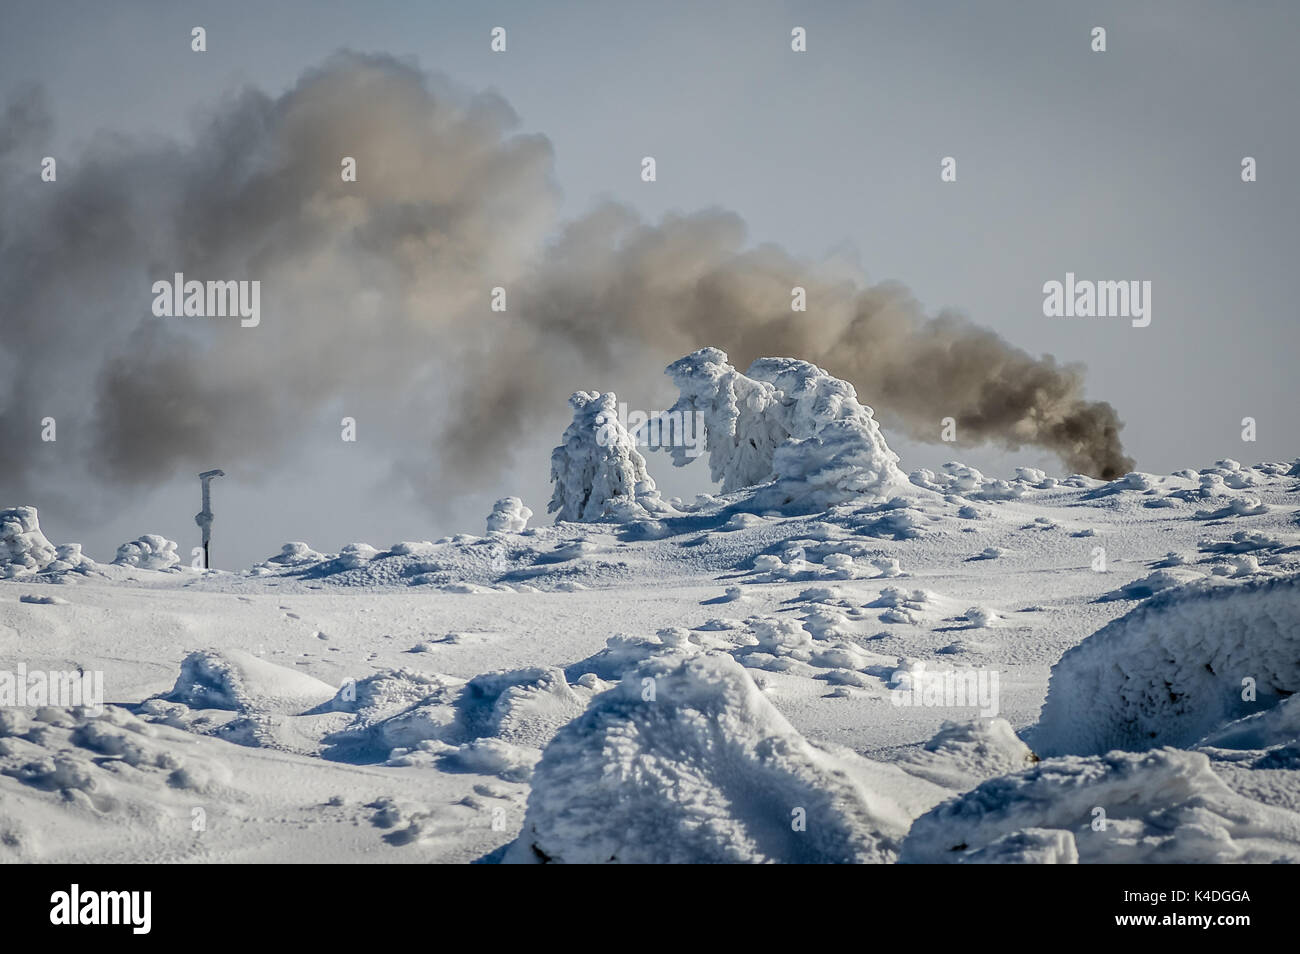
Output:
[19, 593, 69, 605]
[910, 462, 1040, 500]
[900, 748, 1300, 863]
[113, 534, 180, 570]
[396, 738, 540, 782]
[549, 391, 661, 523]
[161, 650, 337, 713]
[328, 668, 457, 720]
[1033, 573, 1300, 756]
[0, 507, 57, 577]
[262, 542, 328, 566]
[1200, 529, 1283, 554]
[1195, 496, 1269, 519]
[1099, 567, 1201, 601]
[659, 348, 909, 509]
[898, 719, 1038, 790]
[505, 652, 946, 863]
[963, 606, 999, 628]
[486, 497, 533, 533]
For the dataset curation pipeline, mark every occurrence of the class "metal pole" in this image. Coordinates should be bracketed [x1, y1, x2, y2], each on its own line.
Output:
[196, 470, 225, 569]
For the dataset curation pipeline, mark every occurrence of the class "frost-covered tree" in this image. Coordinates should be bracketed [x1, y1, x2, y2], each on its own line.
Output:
[549, 391, 656, 522]
[661, 348, 788, 491]
[657, 348, 907, 509]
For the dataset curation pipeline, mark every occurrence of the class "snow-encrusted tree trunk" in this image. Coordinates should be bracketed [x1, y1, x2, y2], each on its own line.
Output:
[549, 391, 656, 522]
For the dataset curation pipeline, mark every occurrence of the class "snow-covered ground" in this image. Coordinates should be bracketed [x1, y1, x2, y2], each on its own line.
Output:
[2, 352, 1298, 864]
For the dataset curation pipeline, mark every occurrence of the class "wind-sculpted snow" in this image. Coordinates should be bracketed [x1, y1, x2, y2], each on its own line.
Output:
[1033, 573, 1300, 757]
[261, 542, 328, 566]
[661, 348, 790, 491]
[660, 348, 909, 509]
[910, 462, 1044, 500]
[1200, 695, 1300, 752]
[900, 748, 1300, 864]
[506, 652, 947, 863]
[158, 650, 338, 713]
[896, 719, 1038, 790]
[317, 666, 593, 781]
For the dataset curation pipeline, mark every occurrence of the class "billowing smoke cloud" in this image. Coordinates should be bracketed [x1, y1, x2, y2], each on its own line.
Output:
[0, 52, 1131, 526]
[512, 208, 1134, 479]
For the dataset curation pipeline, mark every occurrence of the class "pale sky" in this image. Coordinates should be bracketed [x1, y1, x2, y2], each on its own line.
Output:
[3, 0, 1296, 567]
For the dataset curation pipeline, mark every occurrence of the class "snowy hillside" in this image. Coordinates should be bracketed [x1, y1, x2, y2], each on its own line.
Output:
[2, 352, 1298, 864]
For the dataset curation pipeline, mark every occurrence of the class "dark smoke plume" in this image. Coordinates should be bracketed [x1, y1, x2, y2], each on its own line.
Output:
[0, 52, 1132, 524]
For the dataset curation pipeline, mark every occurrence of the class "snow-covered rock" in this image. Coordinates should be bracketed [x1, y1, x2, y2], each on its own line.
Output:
[1099, 567, 1200, 601]
[321, 665, 587, 777]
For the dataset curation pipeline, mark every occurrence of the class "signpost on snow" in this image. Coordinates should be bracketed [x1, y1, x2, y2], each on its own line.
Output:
[196, 470, 225, 570]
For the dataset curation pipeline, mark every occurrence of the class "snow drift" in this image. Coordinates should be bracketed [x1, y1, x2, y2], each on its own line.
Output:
[319, 665, 590, 780]
[160, 650, 337, 713]
[1032, 573, 1300, 757]
[506, 652, 946, 863]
